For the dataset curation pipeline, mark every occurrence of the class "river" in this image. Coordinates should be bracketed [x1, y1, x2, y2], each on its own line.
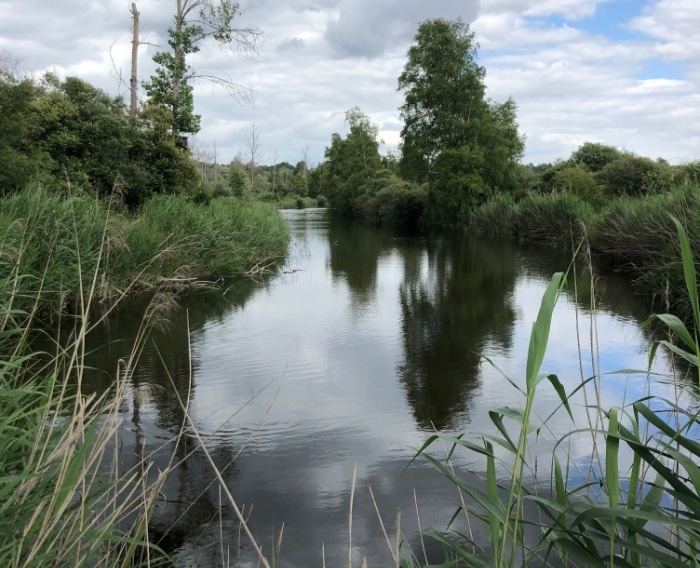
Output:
[81, 208, 679, 567]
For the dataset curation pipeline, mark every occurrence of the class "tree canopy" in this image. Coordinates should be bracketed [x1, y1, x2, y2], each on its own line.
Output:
[143, 0, 262, 137]
[398, 18, 524, 223]
[0, 72, 198, 206]
[323, 107, 384, 214]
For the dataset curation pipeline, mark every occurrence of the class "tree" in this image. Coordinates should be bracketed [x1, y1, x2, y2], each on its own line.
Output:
[324, 107, 383, 214]
[242, 123, 261, 186]
[570, 142, 621, 172]
[143, 0, 262, 136]
[226, 163, 248, 197]
[398, 19, 524, 223]
[0, 72, 44, 196]
[398, 19, 486, 182]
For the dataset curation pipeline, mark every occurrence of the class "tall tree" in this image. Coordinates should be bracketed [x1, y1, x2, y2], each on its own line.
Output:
[324, 107, 383, 214]
[398, 19, 524, 223]
[143, 0, 262, 137]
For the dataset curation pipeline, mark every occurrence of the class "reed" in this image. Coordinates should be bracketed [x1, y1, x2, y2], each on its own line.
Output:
[0, 213, 173, 567]
[410, 216, 700, 567]
[0, 186, 290, 316]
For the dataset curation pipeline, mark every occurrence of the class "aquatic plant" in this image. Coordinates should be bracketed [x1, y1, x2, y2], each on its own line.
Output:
[408, 216, 700, 567]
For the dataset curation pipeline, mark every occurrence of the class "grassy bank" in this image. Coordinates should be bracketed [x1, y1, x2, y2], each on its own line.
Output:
[466, 185, 700, 319]
[0, 183, 290, 566]
[0, 185, 290, 316]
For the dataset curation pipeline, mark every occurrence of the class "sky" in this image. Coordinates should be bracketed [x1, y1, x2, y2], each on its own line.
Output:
[0, 0, 699, 168]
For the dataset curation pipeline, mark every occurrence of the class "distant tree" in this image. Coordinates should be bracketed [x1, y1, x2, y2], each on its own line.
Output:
[242, 124, 261, 186]
[0, 73, 44, 195]
[551, 165, 603, 206]
[143, 0, 262, 136]
[26, 75, 198, 205]
[288, 173, 308, 197]
[570, 142, 621, 172]
[294, 160, 308, 178]
[596, 153, 664, 197]
[226, 164, 248, 197]
[324, 107, 383, 214]
[398, 18, 524, 223]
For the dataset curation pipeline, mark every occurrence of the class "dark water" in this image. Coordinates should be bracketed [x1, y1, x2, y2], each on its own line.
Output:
[82, 208, 680, 567]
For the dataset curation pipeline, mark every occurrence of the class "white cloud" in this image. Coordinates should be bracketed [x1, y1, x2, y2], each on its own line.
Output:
[1, 0, 699, 166]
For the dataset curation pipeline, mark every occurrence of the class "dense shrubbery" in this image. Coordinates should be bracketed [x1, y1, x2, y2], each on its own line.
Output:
[0, 72, 199, 208]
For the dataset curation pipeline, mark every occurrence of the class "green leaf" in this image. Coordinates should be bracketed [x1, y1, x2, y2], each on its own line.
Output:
[526, 272, 564, 389]
[605, 408, 620, 509]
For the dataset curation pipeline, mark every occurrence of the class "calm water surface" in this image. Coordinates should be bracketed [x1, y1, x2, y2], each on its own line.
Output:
[84, 208, 679, 567]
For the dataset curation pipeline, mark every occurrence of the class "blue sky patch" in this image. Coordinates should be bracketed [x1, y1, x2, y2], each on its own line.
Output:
[532, 0, 646, 42]
[637, 59, 686, 81]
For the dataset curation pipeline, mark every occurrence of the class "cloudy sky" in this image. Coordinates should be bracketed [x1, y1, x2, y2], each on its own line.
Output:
[1, 0, 699, 167]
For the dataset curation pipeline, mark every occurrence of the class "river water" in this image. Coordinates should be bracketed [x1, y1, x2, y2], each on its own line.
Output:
[82, 208, 680, 567]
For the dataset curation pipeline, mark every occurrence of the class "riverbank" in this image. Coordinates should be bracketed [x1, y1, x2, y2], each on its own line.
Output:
[0, 185, 290, 318]
[0, 185, 290, 567]
[465, 184, 700, 319]
[3, 207, 700, 566]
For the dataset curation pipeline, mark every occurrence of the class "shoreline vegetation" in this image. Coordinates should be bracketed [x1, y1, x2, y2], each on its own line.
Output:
[3, 11, 700, 568]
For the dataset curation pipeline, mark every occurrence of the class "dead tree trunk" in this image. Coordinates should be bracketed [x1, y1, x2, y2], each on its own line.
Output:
[129, 2, 140, 115]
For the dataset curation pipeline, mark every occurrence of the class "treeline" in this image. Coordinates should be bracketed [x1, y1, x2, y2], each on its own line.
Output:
[312, 17, 700, 318]
[0, 70, 200, 208]
[314, 18, 700, 229]
[203, 156, 325, 207]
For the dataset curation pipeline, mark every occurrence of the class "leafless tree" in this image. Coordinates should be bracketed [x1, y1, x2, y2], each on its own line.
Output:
[0, 49, 23, 78]
[242, 124, 261, 187]
[129, 3, 141, 115]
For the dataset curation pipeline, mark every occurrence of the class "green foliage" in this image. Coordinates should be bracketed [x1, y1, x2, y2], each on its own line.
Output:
[143, 24, 201, 135]
[0, 74, 46, 196]
[398, 18, 487, 182]
[397, 18, 524, 225]
[466, 193, 519, 238]
[467, 192, 597, 249]
[570, 141, 622, 172]
[0, 72, 199, 207]
[551, 165, 604, 206]
[0, 185, 289, 315]
[227, 164, 249, 197]
[323, 107, 383, 215]
[428, 145, 489, 225]
[287, 173, 308, 197]
[143, 1, 253, 137]
[591, 186, 700, 316]
[361, 176, 427, 227]
[596, 153, 663, 197]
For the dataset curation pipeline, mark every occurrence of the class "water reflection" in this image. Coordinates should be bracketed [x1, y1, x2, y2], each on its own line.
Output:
[68, 209, 677, 566]
[398, 237, 517, 430]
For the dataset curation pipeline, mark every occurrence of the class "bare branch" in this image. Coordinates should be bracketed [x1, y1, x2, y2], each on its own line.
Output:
[193, 73, 256, 105]
[0, 48, 23, 78]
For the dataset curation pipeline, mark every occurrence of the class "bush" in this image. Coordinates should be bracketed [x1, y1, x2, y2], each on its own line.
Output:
[596, 153, 662, 197]
[551, 165, 604, 207]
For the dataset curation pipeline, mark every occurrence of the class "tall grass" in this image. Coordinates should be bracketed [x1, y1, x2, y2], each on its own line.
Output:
[0, 186, 290, 316]
[469, 185, 700, 319]
[591, 186, 700, 318]
[467, 192, 597, 249]
[0, 215, 172, 567]
[410, 216, 700, 567]
[0, 184, 291, 566]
